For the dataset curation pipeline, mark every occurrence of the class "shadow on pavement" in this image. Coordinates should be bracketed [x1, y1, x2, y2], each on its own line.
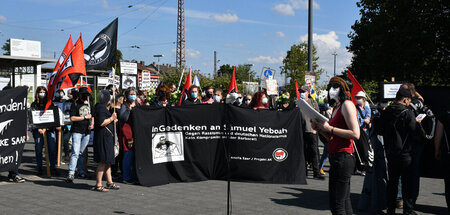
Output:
[271, 187, 369, 214]
[415, 204, 448, 215]
[30, 179, 92, 190]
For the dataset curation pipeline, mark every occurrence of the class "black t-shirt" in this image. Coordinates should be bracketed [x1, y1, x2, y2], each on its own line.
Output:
[70, 101, 94, 134]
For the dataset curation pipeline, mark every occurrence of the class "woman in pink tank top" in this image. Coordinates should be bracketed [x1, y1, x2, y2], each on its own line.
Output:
[312, 76, 360, 215]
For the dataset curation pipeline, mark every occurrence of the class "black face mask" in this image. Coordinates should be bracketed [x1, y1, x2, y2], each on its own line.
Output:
[206, 92, 213, 99]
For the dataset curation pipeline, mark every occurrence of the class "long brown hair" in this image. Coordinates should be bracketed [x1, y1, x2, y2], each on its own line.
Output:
[34, 86, 48, 104]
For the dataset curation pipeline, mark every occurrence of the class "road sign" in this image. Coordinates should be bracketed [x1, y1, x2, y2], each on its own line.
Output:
[264, 69, 273, 78]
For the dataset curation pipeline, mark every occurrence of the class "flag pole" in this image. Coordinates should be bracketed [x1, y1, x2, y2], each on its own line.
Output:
[113, 64, 117, 149]
[177, 68, 185, 90]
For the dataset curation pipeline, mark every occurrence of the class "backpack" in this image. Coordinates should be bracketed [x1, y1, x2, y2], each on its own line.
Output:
[353, 126, 374, 171]
[354, 106, 374, 171]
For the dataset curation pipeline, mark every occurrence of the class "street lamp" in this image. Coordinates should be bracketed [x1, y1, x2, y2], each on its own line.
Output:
[153, 54, 164, 72]
[244, 64, 254, 81]
[332, 52, 337, 76]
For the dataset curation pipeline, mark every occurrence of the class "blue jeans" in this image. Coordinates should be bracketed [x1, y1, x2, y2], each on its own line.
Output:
[33, 130, 57, 170]
[320, 140, 329, 169]
[68, 133, 90, 175]
[122, 150, 136, 181]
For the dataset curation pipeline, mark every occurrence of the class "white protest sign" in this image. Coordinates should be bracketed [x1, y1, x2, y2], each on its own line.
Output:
[266, 79, 278, 95]
[120, 61, 138, 75]
[32, 110, 55, 124]
[140, 71, 151, 90]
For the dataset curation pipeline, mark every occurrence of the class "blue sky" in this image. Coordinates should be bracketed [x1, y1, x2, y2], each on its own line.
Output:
[0, 0, 359, 85]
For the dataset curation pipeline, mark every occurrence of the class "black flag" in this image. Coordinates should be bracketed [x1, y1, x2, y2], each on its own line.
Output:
[84, 18, 118, 70]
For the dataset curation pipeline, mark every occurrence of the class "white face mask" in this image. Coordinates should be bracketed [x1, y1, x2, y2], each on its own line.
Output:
[38, 92, 46, 99]
[328, 87, 340, 101]
[261, 97, 268, 104]
[245, 100, 251, 105]
[356, 99, 363, 105]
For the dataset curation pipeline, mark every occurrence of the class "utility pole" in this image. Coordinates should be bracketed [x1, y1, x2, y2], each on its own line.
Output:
[176, 0, 185, 70]
[307, 0, 313, 74]
[214, 51, 217, 77]
[332, 52, 337, 76]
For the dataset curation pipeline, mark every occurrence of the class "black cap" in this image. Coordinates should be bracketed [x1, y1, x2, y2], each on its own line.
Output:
[396, 88, 412, 100]
[299, 85, 309, 92]
[79, 87, 90, 95]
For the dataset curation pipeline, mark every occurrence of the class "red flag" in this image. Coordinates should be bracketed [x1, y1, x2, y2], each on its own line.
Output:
[346, 69, 365, 105]
[45, 34, 86, 111]
[227, 66, 238, 94]
[178, 68, 192, 106]
[295, 80, 300, 99]
[48, 36, 73, 86]
[60, 76, 92, 92]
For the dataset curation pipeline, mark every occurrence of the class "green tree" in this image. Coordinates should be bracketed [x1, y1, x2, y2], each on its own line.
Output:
[217, 64, 256, 92]
[348, 0, 450, 86]
[1, 39, 10, 55]
[281, 41, 324, 96]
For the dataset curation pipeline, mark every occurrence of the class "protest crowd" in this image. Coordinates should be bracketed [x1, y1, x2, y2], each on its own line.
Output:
[1, 72, 448, 215]
[0, 15, 448, 215]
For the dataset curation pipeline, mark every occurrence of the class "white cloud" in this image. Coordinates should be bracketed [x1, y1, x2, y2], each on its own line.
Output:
[276, 31, 286, 38]
[248, 56, 283, 64]
[273, 4, 295, 16]
[186, 49, 201, 59]
[56, 19, 88, 25]
[210, 13, 239, 23]
[273, 0, 319, 16]
[299, 31, 352, 79]
[0, 15, 7, 24]
[101, 0, 109, 9]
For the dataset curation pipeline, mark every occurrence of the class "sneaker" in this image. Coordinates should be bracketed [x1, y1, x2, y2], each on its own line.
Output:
[9, 175, 25, 183]
[65, 174, 74, 183]
[77, 173, 87, 179]
[313, 174, 325, 180]
[319, 168, 326, 176]
[123, 179, 135, 185]
[361, 171, 366, 176]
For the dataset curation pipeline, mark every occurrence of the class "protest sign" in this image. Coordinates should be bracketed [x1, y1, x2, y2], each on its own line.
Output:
[133, 103, 306, 186]
[0, 87, 28, 172]
[30, 106, 61, 129]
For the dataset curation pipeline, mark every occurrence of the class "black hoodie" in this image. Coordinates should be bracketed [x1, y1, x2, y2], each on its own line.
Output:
[381, 102, 419, 159]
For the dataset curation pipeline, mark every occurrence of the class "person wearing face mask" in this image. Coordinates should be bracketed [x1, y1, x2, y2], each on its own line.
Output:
[299, 85, 324, 180]
[241, 94, 253, 108]
[52, 89, 66, 164]
[119, 87, 140, 184]
[30, 86, 58, 176]
[182, 85, 201, 105]
[234, 93, 243, 106]
[249, 91, 269, 110]
[214, 88, 223, 103]
[152, 85, 172, 107]
[379, 88, 423, 215]
[355, 91, 371, 136]
[311, 76, 360, 215]
[202, 86, 215, 104]
[65, 87, 94, 182]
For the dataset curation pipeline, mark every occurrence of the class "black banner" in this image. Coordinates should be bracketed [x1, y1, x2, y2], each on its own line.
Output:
[0, 87, 27, 172]
[133, 103, 306, 186]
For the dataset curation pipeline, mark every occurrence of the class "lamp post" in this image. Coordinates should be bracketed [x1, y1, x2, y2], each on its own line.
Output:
[153, 54, 164, 72]
[244, 64, 254, 81]
[332, 52, 337, 76]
